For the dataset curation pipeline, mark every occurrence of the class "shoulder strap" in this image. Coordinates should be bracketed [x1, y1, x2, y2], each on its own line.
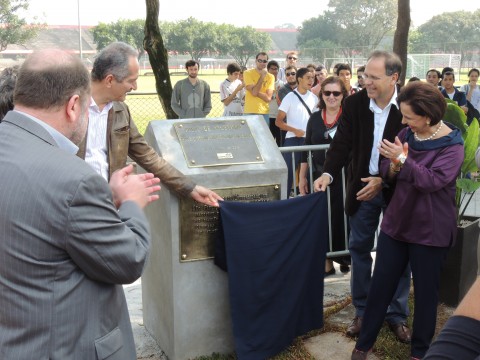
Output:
[292, 91, 312, 116]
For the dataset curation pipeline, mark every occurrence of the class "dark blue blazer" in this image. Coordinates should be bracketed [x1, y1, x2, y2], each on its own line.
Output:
[441, 88, 467, 107]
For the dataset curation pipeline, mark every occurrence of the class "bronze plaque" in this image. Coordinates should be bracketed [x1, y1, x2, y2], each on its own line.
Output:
[173, 120, 264, 167]
[179, 185, 281, 262]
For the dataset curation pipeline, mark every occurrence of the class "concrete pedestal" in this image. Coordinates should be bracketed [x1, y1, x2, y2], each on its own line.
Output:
[141, 116, 287, 359]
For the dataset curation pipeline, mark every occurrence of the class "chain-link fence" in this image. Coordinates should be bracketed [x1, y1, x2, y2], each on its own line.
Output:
[125, 91, 225, 134]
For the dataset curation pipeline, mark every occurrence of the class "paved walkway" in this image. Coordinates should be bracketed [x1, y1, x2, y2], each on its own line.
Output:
[125, 193, 480, 359]
[125, 262, 354, 360]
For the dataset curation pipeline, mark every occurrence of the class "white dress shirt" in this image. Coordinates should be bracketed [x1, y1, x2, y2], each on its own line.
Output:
[85, 99, 113, 181]
[368, 87, 398, 175]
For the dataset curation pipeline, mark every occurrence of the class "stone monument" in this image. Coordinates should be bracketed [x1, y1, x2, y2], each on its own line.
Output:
[141, 116, 287, 359]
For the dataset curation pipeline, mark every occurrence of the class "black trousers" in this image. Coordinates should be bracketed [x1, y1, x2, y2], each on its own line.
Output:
[356, 231, 449, 358]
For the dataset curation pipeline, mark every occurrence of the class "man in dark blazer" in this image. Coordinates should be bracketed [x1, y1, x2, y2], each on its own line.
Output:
[314, 51, 411, 343]
[0, 49, 160, 359]
[440, 71, 468, 114]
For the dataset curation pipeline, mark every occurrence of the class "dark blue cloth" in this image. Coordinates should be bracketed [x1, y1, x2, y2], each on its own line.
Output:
[216, 192, 328, 360]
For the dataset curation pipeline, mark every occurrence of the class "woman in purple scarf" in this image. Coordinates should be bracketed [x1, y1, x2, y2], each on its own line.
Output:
[352, 82, 464, 360]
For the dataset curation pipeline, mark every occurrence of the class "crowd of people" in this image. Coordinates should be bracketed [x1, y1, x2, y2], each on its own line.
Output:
[1, 45, 480, 360]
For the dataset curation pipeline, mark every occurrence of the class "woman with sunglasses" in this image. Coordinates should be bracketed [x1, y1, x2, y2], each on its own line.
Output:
[299, 76, 351, 276]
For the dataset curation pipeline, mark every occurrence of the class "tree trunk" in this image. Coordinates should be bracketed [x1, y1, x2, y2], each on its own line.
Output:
[393, 0, 411, 87]
[144, 0, 177, 119]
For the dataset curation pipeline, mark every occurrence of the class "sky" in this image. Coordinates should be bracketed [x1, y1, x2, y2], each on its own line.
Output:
[22, 0, 479, 29]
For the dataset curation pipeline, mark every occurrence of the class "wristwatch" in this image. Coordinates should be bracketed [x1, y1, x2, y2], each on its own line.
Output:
[397, 153, 407, 165]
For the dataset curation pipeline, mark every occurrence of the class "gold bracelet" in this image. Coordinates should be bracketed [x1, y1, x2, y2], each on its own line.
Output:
[390, 162, 401, 173]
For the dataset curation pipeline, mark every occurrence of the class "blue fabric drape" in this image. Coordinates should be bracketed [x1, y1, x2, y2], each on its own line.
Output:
[216, 192, 329, 359]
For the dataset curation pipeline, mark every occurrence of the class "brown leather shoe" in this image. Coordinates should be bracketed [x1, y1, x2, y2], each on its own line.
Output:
[351, 348, 370, 360]
[346, 316, 362, 338]
[388, 322, 411, 343]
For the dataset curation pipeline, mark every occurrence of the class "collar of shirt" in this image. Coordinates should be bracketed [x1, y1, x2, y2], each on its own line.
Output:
[368, 87, 399, 176]
[90, 97, 113, 114]
[13, 110, 79, 154]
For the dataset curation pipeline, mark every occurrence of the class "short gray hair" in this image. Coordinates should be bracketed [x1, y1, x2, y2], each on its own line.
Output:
[91, 42, 138, 82]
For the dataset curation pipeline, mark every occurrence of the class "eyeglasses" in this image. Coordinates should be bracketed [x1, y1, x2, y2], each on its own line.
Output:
[257, 59, 268, 64]
[286, 72, 296, 77]
[323, 91, 342, 97]
[288, 56, 297, 60]
[361, 73, 385, 81]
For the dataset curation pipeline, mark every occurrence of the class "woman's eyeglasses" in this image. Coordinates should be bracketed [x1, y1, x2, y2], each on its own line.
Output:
[323, 91, 342, 97]
[286, 72, 296, 77]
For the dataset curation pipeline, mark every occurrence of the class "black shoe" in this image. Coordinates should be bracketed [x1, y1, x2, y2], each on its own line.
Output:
[340, 265, 350, 273]
[324, 267, 336, 277]
[388, 322, 412, 343]
[346, 316, 363, 338]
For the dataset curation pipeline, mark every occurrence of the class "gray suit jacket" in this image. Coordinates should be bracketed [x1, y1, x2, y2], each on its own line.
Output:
[0, 111, 151, 359]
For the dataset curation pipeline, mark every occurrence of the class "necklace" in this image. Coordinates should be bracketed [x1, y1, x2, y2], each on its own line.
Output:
[414, 120, 443, 141]
[322, 108, 342, 129]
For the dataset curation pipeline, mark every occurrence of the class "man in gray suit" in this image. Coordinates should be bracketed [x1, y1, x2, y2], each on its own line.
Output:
[0, 49, 160, 359]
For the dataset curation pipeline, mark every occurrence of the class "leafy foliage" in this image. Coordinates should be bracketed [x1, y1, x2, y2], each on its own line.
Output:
[444, 100, 480, 223]
[91, 17, 271, 66]
[160, 19, 271, 65]
[0, 0, 42, 52]
[409, 10, 480, 67]
[297, 0, 397, 60]
[91, 19, 145, 58]
[214, 25, 271, 67]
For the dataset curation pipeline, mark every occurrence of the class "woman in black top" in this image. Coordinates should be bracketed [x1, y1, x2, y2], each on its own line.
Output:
[299, 76, 350, 276]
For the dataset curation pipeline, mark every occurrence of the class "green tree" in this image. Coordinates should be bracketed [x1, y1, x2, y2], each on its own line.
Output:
[297, 14, 339, 67]
[410, 10, 480, 69]
[298, 0, 397, 61]
[163, 17, 219, 63]
[0, 0, 41, 52]
[216, 25, 271, 67]
[393, 0, 411, 86]
[91, 19, 145, 58]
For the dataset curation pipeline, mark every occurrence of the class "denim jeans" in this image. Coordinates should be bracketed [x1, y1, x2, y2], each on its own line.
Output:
[282, 137, 305, 197]
[244, 113, 269, 126]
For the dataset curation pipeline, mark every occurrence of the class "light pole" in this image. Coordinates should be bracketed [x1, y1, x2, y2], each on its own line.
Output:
[77, 0, 83, 60]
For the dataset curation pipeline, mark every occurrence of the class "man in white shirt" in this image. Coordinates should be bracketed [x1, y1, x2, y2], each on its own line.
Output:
[314, 51, 411, 347]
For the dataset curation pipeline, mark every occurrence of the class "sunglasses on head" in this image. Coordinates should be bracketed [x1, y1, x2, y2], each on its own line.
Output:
[257, 59, 268, 63]
[288, 56, 297, 60]
[323, 91, 342, 97]
[286, 72, 296, 77]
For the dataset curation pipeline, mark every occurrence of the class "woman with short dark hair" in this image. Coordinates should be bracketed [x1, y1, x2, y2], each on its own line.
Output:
[352, 81, 464, 360]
